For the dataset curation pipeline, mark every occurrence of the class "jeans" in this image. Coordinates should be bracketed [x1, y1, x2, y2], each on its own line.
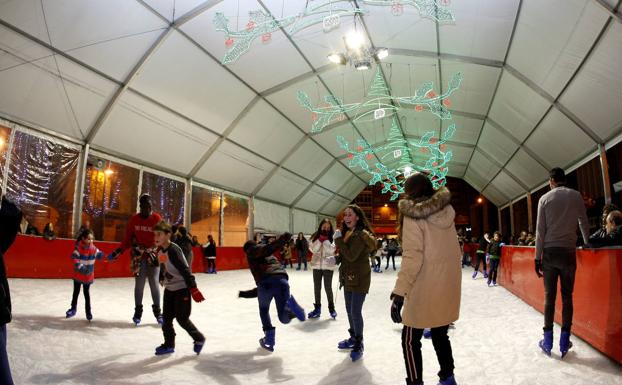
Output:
[134, 259, 160, 309]
[402, 325, 454, 384]
[0, 324, 14, 385]
[257, 275, 292, 330]
[206, 259, 216, 272]
[70, 281, 91, 312]
[344, 291, 366, 337]
[543, 247, 576, 332]
[162, 288, 204, 348]
[312, 269, 334, 308]
[488, 259, 499, 283]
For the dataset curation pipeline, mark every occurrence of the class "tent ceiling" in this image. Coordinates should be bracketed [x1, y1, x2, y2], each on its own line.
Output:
[0, 0, 621, 215]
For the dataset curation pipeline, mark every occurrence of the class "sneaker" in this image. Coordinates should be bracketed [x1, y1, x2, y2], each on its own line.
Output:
[472, 271, 478, 279]
[86, 310, 93, 321]
[493, 281, 497, 286]
[423, 329, 432, 339]
[193, 339, 205, 355]
[155, 344, 175, 355]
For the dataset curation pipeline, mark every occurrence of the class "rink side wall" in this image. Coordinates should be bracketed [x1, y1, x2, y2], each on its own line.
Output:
[3, 235, 250, 277]
[499, 246, 622, 364]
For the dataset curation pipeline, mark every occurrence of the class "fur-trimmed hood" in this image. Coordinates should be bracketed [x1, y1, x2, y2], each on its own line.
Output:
[398, 187, 453, 224]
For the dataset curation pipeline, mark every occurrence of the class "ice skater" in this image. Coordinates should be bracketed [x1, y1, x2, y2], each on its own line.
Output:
[241, 232, 306, 352]
[334, 204, 377, 362]
[66, 229, 115, 321]
[472, 233, 489, 279]
[109, 194, 163, 325]
[152, 221, 206, 356]
[390, 173, 461, 385]
[307, 218, 338, 319]
[486, 232, 503, 286]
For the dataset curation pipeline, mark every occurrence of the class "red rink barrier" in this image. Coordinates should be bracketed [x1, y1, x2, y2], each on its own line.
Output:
[3, 235, 249, 278]
[499, 246, 622, 364]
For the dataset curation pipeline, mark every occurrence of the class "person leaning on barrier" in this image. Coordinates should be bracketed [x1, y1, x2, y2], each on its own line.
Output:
[586, 210, 622, 248]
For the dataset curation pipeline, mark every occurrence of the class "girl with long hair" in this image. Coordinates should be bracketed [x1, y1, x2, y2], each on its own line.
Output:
[334, 204, 376, 362]
[307, 219, 337, 319]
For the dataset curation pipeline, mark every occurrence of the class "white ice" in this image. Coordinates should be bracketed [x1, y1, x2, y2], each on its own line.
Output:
[7, 263, 622, 385]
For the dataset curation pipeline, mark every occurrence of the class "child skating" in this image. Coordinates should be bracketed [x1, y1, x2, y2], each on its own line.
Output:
[65, 229, 114, 321]
[241, 232, 305, 352]
[153, 221, 206, 356]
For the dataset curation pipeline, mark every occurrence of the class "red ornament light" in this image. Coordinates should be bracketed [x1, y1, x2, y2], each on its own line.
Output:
[356, 146, 363, 152]
[426, 91, 436, 98]
[311, 112, 318, 121]
[440, 0, 451, 5]
[347, 153, 354, 159]
[225, 37, 234, 47]
[366, 154, 373, 160]
[429, 138, 437, 144]
[415, 105, 424, 112]
[442, 99, 452, 107]
[440, 144, 446, 151]
[246, 21, 256, 31]
[420, 147, 428, 153]
[432, 162, 438, 167]
[261, 33, 272, 43]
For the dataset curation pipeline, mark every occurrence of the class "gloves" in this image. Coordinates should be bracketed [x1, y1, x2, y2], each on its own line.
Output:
[535, 259, 543, 278]
[77, 264, 88, 275]
[390, 293, 404, 323]
[238, 287, 258, 298]
[333, 229, 342, 239]
[108, 248, 122, 261]
[190, 287, 205, 302]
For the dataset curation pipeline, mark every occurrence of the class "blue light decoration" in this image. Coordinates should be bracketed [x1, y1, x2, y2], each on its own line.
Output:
[298, 68, 462, 133]
[337, 116, 455, 200]
[213, 0, 454, 64]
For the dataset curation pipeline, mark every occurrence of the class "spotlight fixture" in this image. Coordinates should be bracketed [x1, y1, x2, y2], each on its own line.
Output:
[327, 52, 346, 65]
[104, 168, 114, 176]
[477, 197, 483, 204]
[326, 31, 388, 70]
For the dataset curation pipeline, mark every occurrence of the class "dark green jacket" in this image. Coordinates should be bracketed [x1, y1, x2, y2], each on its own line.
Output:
[335, 229, 376, 293]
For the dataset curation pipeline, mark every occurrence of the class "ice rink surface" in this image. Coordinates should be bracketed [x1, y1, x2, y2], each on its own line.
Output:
[7, 261, 622, 385]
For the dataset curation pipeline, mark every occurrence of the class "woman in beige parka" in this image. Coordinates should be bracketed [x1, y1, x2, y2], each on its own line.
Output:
[390, 173, 462, 385]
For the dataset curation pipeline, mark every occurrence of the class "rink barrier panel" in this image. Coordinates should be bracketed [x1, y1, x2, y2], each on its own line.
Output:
[499, 246, 622, 364]
[3, 235, 250, 278]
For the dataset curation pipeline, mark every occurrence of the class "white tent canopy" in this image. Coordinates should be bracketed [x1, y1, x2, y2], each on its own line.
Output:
[0, 0, 621, 215]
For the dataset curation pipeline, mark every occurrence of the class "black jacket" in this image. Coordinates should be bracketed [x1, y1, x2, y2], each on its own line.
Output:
[589, 226, 622, 248]
[0, 197, 22, 324]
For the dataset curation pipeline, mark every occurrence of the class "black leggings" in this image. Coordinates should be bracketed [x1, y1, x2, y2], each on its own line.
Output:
[474, 251, 487, 272]
[71, 281, 91, 311]
[386, 251, 397, 269]
[312, 269, 334, 308]
[402, 325, 454, 384]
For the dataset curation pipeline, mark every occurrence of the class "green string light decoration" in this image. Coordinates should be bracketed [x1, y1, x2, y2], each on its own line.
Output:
[362, 0, 454, 21]
[298, 68, 462, 133]
[214, 1, 366, 64]
[337, 116, 455, 200]
[214, 0, 454, 64]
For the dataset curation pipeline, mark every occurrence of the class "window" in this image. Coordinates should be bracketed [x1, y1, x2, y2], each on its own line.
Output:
[141, 171, 185, 226]
[0, 125, 11, 188]
[82, 156, 139, 241]
[223, 194, 248, 246]
[6, 131, 79, 238]
[191, 186, 221, 245]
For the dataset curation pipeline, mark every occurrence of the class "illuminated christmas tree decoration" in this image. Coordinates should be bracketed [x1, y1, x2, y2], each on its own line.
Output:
[362, 0, 454, 22]
[214, 1, 366, 64]
[298, 68, 462, 133]
[337, 117, 455, 199]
